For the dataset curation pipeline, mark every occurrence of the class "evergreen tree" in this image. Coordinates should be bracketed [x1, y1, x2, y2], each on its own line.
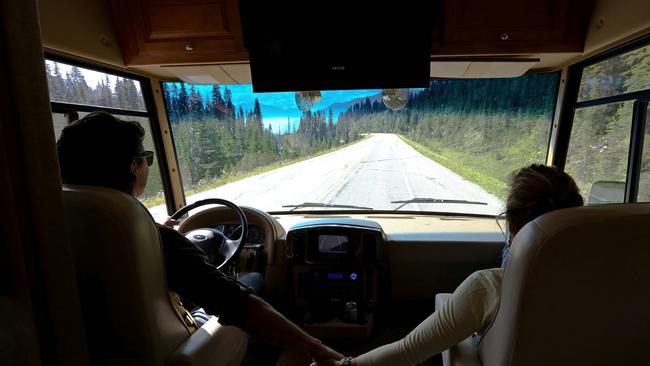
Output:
[253, 98, 263, 132]
[189, 85, 204, 114]
[50, 62, 66, 101]
[121, 79, 141, 110]
[97, 75, 113, 107]
[178, 83, 189, 115]
[224, 87, 235, 118]
[114, 78, 127, 108]
[65, 66, 93, 104]
[211, 85, 225, 118]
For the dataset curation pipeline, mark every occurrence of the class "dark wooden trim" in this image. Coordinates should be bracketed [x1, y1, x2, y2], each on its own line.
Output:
[430, 56, 541, 63]
[625, 101, 648, 202]
[51, 102, 150, 117]
[575, 89, 650, 109]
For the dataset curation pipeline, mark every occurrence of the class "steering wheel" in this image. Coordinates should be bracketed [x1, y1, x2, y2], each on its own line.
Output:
[170, 198, 248, 270]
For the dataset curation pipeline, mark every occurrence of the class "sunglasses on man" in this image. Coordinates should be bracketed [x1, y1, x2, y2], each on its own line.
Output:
[135, 150, 154, 166]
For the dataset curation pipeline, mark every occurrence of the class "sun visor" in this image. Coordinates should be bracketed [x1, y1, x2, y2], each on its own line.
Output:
[162, 64, 252, 85]
[430, 58, 540, 79]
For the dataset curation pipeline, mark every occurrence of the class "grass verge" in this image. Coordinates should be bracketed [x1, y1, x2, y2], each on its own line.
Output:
[398, 135, 509, 200]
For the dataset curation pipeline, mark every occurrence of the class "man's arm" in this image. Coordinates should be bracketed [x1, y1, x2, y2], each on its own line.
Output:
[241, 295, 343, 363]
[158, 225, 342, 361]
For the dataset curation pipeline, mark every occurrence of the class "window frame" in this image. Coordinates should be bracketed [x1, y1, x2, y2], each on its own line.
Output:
[45, 52, 177, 214]
[554, 34, 650, 203]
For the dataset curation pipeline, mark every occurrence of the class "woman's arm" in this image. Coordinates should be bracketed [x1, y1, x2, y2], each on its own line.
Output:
[241, 295, 343, 363]
[351, 270, 502, 366]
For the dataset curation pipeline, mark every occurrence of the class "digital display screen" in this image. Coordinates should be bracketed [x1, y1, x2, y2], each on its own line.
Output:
[327, 273, 344, 280]
[318, 234, 349, 254]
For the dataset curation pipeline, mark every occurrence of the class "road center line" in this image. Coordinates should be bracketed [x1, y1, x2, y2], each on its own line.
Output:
[395, 138, 420, 211]
[311, 138, 375, 204]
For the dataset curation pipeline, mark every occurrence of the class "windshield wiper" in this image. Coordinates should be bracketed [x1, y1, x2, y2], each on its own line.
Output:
[391, 197, 487, 211]
[282, 202, 374, 211]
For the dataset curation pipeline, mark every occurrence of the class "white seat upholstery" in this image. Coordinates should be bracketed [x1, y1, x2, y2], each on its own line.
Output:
[441, 203, 650, 366]
[62, 185, 247, 366]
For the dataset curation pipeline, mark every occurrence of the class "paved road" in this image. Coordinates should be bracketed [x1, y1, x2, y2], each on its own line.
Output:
[148, 134, 503, 223]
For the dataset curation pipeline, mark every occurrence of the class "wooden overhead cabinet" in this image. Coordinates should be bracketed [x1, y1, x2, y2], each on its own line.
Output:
[110, 0, 248, 65]
[110, 0, 593, 66]
[432, 0, 593, 54]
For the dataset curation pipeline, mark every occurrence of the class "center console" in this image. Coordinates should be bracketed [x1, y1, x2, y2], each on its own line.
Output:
[287, 219, 384, 339]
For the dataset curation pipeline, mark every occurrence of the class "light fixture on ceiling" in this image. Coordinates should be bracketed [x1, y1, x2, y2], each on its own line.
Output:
[295, 91, 322, 112]
[382, 89, 409, 111]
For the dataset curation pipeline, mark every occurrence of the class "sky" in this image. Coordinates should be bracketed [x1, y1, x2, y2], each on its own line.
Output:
[185, 83, 384, 133]
[46, 59, 414, 135]
[192, 84, 380, 112]
[45, 59, 376, 111]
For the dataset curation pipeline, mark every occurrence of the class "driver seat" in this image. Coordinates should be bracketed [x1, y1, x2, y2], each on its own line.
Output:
[62, 184, 247, 366]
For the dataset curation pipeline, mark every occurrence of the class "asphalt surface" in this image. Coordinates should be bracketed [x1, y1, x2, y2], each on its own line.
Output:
[148, 133, 503, 222]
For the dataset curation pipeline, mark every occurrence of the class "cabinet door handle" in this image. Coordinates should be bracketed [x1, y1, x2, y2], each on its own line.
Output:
[500, 33, 509, 41]
[185, 43, 194, 51]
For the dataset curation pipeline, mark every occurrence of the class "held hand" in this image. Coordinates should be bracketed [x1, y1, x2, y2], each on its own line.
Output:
[309, 359, 342, 366]
[308, 342, 343, 364]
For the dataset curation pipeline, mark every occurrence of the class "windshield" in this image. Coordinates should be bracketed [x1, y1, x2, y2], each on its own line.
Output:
[151, 74, 558, 218]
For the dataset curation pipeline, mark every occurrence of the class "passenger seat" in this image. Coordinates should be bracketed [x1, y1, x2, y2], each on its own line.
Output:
[438, 203, 650, 366]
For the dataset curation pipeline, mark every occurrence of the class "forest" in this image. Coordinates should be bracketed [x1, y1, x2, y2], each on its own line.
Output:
[162, 83, 359, 196]
[46, 62, 145, 111]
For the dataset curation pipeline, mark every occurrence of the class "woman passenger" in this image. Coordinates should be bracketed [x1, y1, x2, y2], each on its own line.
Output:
[314, 164, 584, 366]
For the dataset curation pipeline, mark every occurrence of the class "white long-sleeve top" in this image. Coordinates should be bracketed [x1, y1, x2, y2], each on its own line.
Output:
[356, 268, 503, 366]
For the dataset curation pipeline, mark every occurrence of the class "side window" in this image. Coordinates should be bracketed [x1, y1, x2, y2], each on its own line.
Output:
[565, 41, 650, 205]
[565, 102, 633, 204]
[46, 60, 167, 213]
[578, 44, 650, 102]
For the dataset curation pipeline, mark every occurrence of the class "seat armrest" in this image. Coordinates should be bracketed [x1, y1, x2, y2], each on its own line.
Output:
[167, 317, 248, 366]
[436, 294, 481, 366]
[442, 336, 482, 366]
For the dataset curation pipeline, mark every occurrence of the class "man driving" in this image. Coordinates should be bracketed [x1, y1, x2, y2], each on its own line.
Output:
[57, 111, 342, 363]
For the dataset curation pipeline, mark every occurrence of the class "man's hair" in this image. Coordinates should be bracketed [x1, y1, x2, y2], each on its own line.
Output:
[57, 111, 145, 194]
[506, 164, 584, 232]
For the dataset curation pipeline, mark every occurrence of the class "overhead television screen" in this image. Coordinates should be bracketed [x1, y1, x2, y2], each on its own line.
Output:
[240, 0, 434, 92]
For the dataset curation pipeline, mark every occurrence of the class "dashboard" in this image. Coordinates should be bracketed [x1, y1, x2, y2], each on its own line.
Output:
[178, 206, 503, 339]
[286, 219, 384, 338]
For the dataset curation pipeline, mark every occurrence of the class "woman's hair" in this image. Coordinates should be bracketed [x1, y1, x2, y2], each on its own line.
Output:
[57, 111, 145, 194]
[506, 164, 584, 233]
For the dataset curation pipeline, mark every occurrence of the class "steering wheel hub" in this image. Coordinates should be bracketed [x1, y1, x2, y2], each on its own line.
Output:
[171, 199, 248, 270]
